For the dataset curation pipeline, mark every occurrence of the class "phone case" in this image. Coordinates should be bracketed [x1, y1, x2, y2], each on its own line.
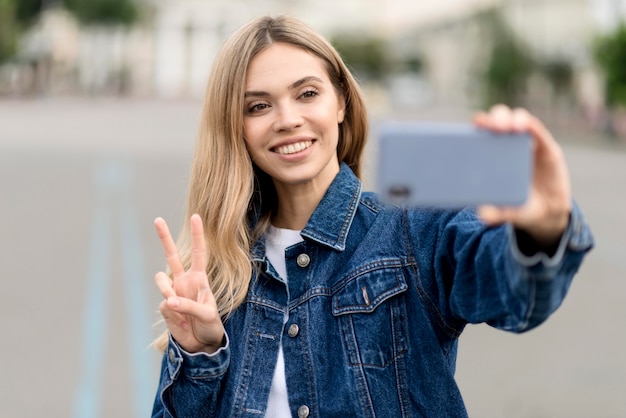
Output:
[376, 122, 532, 207]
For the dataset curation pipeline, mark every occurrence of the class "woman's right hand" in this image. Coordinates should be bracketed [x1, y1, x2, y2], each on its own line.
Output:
[154, 214, 225, 354]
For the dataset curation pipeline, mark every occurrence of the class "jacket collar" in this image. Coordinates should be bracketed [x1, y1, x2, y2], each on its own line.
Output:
[251, 162, 362, 261]
[301, 162, 361, 251]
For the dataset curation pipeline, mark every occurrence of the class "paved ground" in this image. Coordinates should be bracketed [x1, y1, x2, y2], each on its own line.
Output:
[0, 97, 624, 418]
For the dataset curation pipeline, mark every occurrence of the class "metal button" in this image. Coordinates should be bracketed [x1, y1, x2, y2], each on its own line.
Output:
[168, 348, 175, 363]
[297, 405, 310, 418]
[288, 323, 300, 338]
[296, 253, 310, 267]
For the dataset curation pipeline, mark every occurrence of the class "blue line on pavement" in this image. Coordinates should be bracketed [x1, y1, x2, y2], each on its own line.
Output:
[72, 161, 115, 418]
[119, 163, 156, 417]
[73, 160, 156, 417]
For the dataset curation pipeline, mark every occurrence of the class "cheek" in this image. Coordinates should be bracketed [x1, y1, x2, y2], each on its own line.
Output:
[242, 121, 251, 142]
[242, 125, 265, 163]
[242, 121, 259, 147]
[243, 115, 271, 140]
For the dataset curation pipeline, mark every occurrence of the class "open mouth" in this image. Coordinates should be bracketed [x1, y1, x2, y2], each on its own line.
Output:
[273, 140, 313, 155]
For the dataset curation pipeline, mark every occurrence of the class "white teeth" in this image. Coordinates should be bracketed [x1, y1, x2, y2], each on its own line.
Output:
[275, 140, 312, 155]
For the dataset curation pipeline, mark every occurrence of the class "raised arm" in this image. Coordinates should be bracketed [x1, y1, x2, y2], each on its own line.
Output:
[152, 215, 229, 418]
[154, 214, 225, 353]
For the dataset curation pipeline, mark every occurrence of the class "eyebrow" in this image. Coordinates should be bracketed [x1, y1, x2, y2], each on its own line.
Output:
[244, 76, 324, 98]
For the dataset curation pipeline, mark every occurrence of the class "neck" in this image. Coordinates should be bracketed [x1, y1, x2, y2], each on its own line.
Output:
[272, 171, 338, 230]
[271, 183, 324, 230]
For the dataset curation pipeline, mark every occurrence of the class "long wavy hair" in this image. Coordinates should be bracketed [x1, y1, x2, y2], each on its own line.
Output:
[154, 15, 368, 351]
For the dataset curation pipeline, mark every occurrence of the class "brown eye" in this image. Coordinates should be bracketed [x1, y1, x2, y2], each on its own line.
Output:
[248, 103, 269, 113]
[300, 89, 319, 99]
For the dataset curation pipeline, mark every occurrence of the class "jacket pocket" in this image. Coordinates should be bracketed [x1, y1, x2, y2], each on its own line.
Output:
[332, 263, 409, 368]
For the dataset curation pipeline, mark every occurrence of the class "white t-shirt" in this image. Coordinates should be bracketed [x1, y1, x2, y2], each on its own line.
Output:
[264, 225, 303, 418]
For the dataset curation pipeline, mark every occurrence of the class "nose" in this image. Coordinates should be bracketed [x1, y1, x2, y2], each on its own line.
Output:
[273, 101, 304, 132]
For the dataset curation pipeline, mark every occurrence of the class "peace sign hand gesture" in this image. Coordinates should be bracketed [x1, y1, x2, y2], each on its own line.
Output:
[154, 214, 225, 354]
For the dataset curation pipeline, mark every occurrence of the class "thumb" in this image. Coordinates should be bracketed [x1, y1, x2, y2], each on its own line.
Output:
[168, 294, 220, 324]
[477, 205, 519, 226]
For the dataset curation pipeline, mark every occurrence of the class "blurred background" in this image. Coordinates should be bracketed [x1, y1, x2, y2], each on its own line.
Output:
[1, 0, 625, 417]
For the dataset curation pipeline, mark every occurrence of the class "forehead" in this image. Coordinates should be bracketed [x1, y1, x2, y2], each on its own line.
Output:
[245, 42, 330, 88]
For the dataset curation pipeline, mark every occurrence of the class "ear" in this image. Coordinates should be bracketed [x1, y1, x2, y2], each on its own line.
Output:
[337, 94, 346, 124]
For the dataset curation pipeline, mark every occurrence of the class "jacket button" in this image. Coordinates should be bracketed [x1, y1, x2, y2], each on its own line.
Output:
[288, 323, 300, 338]
[296, 253, 310, 267]
[168, 348, 175, 363]
[297, 405, 310, 418]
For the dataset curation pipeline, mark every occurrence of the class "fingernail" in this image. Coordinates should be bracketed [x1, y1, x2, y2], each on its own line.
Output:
[168, 297, 179, 308]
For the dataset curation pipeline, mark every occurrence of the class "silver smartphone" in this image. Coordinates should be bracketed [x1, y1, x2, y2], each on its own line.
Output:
[376, 122, 532, 207]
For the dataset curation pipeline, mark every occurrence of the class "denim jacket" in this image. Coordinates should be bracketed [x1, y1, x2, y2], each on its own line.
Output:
[152, 163, 593, 418]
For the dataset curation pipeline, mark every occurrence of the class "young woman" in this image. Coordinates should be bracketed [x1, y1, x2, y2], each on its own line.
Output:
[151, 15, 593, 418]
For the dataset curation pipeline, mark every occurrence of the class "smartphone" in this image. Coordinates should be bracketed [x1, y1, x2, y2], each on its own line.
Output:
[376, 122, 532, 207]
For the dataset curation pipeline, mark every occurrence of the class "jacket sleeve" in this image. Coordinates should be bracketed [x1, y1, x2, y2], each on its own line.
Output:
[151, 333, 230, 418]
[416, 201, 593, 334]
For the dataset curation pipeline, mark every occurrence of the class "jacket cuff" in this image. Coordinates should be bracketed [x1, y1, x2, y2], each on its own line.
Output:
[508, 201, 594, 269]
[165, 332, 230, 381]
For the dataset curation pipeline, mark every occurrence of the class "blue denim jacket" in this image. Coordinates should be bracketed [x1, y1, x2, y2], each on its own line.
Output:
[152, 163, 593, 418]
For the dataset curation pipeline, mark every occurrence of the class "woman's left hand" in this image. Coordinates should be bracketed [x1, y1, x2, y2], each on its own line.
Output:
[473, 104, 572, 249]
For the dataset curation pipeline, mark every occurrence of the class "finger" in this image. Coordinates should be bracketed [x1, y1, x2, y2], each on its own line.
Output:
[155, 271, 176, 299]
[189, 214, 207, 273]
[477, 205, 502, 226]
[159, 299, 189, 330]
[473, 104, 512, 132]
[154, 217, 185, 277]
[197, 286, 216, 306]
[472, 111, 489, 128]
[511, 108, 531, 132]
[526, 114, 560, 155]
[487, 104, 512, 132]
[477, 205, 521, 226]
[166, 295, 220, 324]
[489, 103, 510, 114]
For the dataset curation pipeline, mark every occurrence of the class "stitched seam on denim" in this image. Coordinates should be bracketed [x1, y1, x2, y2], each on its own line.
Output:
[232, 303, 261, 417]
[298, 307, 319, 415]
[243, 269, 289, 313]
[302, 178, 361, 249]
[280, 286, 333, 312]
[391, 299, 409, 418]
[498, 250, 536, 332]
[360, 195, 382, 214]
[338, 308, 360, 367]
[277, 265, 412, 312]
[412, 258, 462, 339]
[403, 210, 462, 339]
[182, 368, 228, 380]
[159, 367, 176, 417]
[242, 408, 264, 415]
[359, 359, 404, 368]
[359, 302, 408, 369]
[340, 315, 376, 418]
[520, 275, 536, 331]
[167, 337, 182, 380]
[338, 179, 362, 247]
[185, 373, 226, 381]
[332, 270, 408, 315]
[331, 259, 408, 292]
[246, 294, 287, 313]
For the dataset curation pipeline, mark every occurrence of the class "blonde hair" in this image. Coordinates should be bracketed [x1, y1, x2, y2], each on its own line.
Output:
[154, 15, 368, 351]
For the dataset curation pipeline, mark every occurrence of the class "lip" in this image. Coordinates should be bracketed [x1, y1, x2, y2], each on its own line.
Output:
[271, 137, 314, 150]
[270, 137, 316, 160]
[270, 136, 315, 155]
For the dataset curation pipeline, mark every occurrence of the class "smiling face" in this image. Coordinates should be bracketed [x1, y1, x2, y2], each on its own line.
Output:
[243, 42, 346, 193]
